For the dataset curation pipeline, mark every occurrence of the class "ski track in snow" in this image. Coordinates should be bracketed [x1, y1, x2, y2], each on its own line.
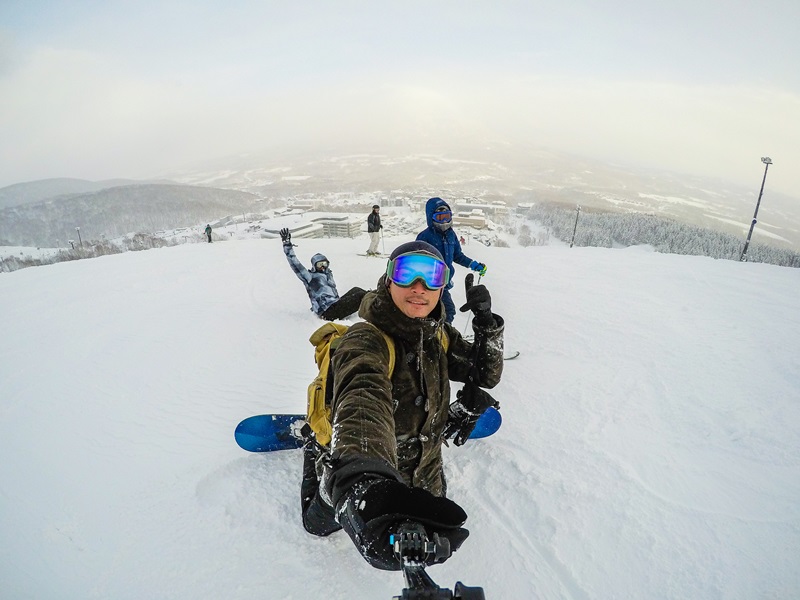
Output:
[1, 237, 799, 599]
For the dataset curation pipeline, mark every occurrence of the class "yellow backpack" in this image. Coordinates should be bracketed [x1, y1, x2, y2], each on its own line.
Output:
[306, 322, 449, 447]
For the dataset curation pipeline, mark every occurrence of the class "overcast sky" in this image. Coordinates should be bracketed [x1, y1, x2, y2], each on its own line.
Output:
[1, 0, 798, 197]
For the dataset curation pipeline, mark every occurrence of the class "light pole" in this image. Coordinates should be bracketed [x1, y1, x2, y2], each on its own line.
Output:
[569, 204, 581, 248]
[76, 226, 83, 248]
[740, 157, 772, 262]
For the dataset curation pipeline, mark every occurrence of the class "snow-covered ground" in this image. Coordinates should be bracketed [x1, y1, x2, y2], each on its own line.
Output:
[1, 235, 798, 599]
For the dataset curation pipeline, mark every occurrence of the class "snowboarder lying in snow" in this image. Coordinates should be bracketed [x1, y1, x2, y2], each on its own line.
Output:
[279, 228, 367, 321]
[301, 240, 504, 570]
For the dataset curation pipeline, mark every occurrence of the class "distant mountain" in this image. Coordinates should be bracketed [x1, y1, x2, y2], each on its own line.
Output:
[161, 144, 800, 250]
[0, 177, 176, 210]
[0, 184, 260, 246]
[5, 145, 797, 250]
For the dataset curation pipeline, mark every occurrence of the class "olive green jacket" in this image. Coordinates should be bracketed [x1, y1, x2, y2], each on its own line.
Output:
[325, 275, 504, 503]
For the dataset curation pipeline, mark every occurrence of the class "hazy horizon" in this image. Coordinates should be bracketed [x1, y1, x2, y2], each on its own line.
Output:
[1, 1, 798, 197]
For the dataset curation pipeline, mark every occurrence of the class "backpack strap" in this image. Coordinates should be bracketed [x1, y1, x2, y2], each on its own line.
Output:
[437, 327, 450, 354]
[365, 322, 396, 378]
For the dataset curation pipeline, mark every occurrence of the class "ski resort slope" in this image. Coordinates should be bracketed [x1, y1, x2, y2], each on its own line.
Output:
[1, 237, 799, 600]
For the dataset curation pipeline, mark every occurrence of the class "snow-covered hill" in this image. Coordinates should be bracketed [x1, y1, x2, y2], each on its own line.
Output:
[1, 236, 798, 599]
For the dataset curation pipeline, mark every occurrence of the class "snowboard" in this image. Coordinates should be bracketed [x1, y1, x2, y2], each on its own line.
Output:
[357, 253, 389, 258]
[235, 406, 503, 453]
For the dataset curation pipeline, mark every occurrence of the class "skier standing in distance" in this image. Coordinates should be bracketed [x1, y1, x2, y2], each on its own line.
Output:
[204, 224, 213, 243]
[301, 240, 504, 571]
[279, 228, 367, 321]
[416, 197, 487, 324]
[366, 204, 383, 255]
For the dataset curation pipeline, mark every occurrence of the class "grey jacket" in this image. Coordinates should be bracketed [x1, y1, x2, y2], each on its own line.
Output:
[282, 243, 339, 315]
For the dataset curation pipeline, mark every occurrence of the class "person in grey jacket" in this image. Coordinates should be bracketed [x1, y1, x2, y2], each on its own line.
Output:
[301, 240, 504, 571]
[279, 228, 366, 321]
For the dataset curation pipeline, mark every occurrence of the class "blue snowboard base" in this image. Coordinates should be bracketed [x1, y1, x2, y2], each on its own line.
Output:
[235, 406, 502, 453]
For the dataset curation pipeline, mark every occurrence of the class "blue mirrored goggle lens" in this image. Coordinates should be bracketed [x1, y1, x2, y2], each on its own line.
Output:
[387, 253, 450, 290]
[432, 210, 452, 223]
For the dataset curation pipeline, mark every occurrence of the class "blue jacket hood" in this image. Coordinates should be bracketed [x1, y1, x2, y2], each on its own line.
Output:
[424, 197, 451, 228]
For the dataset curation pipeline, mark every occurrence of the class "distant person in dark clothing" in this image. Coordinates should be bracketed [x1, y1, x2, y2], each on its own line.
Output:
[416, 197, 486, 324]
[366, 205, 382, 255]
[279, 228, 367, 320]
[205, 224, 213, 243]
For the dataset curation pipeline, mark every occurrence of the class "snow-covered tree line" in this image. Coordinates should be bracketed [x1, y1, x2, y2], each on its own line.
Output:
[526, 203, 800, 268]
[0, 233, 177, 273]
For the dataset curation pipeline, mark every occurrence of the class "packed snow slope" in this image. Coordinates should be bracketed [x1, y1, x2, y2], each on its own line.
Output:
[1, 236, 799, 600]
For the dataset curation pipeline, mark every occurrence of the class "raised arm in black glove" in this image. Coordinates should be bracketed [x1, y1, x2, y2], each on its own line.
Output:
[337, 478, 469, 571]
[443, 382, 500, 446]
[459, 273, 494, 327]
[279, 228, 291, 243]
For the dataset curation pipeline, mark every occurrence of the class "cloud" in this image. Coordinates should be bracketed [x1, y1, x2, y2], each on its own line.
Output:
[473, 76, 800, 193]
[0, 45, 798, 198]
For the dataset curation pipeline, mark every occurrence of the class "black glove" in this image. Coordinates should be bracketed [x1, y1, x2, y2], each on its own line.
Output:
[459, 273, 493, 326]
[337, 478, 469, 571]
[443, 383, 500, 446]
[279, 228, 291, 243]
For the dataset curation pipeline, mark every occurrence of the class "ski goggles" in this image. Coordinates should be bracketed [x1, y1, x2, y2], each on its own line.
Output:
[315, 260, 329, 270]
[432, 209, 453, 224]
[386, 253, 450, 290]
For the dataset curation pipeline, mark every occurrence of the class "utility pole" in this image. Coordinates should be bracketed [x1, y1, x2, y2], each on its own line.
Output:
[740, 157, 773, 262]
[570, 205, 581, 248]
[76, 227, 83, 248]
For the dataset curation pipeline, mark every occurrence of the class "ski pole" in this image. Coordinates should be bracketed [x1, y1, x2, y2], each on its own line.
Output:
[462, 273, 482, 336]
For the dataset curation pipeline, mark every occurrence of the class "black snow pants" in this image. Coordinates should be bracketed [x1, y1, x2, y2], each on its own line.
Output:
[320, 287, 367, 321]
[301, 444, 341, 536]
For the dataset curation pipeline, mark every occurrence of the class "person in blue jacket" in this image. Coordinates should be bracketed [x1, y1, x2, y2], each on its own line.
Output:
[416, 197, 486, 324]
[279, 228, 367, 320]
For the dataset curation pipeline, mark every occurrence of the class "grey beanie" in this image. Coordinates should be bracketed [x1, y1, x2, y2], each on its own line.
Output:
[389, 240, 444, 262]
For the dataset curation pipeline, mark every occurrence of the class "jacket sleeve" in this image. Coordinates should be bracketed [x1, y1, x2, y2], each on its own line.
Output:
[324, 323, 403, 506]
[282, 243, 311, 284]
[442, 316, 504, 389]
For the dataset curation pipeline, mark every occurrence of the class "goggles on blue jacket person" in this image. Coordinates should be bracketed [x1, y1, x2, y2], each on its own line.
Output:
[315, 260, 329, 271]
[386, 252, 450, 290]
[432, 209, 453, 224]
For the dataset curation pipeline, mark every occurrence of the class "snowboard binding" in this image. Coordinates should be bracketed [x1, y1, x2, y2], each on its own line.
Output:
[391, 522, 485, 600]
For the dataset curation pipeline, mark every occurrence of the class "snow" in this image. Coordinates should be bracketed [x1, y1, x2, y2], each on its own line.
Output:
[1, 235, 799, 599]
